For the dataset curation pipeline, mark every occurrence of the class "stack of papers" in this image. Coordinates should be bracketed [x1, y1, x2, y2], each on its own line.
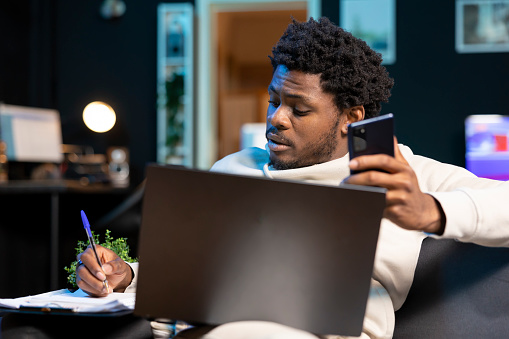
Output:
[0, 289, 136, 313]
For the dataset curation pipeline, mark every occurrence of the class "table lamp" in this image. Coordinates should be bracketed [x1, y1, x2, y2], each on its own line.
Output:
[82, 101, 116, 133]
[71, 101, 129, 186]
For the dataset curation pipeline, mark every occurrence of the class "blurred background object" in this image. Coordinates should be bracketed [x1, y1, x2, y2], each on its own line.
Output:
[108, 146, 130, 187]
[0, 140, 8, 182]
[82, 101, 117, 133]
[465, 114, 509, 180]
[100, 0, 126, 20]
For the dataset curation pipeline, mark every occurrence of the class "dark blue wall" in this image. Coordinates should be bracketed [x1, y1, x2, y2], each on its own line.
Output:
[328, 1, 509, 167]
[54, 0, 163, 186]
[380, 2, 509, 167]
[2, 0, 509, 184]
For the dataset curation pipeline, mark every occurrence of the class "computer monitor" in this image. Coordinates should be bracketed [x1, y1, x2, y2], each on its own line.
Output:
[0, 104, 63, 163]
[465, 114, 509, 180]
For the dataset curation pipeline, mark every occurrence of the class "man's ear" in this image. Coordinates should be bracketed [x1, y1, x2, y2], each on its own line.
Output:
[341, 106, 365, 134]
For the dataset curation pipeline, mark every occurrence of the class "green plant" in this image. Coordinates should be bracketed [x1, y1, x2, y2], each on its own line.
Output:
[165, 71, 185, 157]
[64, 229, 138, 288]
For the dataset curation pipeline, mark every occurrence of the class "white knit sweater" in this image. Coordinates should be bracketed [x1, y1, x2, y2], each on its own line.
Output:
[127, 144, 509, 338]
[207, 144, 509, 338]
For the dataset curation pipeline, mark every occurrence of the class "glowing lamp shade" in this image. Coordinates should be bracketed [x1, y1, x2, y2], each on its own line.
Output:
[83, 101, 116, 133]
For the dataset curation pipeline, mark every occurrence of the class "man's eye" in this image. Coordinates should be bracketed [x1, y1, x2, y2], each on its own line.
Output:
[268, 100, 280, 107]
[293, 108, 310, 116]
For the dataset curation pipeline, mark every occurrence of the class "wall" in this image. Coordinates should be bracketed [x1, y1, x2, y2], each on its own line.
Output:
[387, 1, 509, 166]
[3, 1, 508, 178]
[54, 0, 168, 185]
[333, 1, 509, 166]
[0, 1, 34, 106]
[0, 0, 174, 297]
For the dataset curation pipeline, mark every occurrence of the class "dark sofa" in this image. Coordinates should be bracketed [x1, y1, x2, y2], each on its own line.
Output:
[394, 237, 509, 338]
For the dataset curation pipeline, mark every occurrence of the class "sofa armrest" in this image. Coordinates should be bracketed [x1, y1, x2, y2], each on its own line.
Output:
[394, 238, 509, 338]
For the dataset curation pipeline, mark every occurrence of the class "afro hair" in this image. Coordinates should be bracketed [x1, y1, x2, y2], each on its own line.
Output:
[269, 17, 394, 118]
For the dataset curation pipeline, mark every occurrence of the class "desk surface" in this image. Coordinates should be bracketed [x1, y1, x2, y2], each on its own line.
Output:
[0, 180, 130, 194]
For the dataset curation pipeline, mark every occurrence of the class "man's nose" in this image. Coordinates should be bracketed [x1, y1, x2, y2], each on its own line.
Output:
[267, 106, 290, 130]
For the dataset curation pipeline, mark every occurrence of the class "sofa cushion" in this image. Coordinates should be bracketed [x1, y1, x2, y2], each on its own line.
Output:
[394, 238, 509, 338]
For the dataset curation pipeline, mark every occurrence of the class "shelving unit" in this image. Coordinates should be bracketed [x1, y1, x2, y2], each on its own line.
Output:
[157, 3, 194, 166]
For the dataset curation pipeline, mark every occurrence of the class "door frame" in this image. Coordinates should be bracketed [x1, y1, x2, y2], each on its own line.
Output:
[195, 0, 321, 169]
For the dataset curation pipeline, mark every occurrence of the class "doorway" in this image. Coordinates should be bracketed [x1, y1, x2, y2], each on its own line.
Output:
[216, 10, 306, 159]
[195, 0, 320, 169]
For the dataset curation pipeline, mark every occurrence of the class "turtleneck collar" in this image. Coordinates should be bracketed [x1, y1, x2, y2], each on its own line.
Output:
[261, 145, 351, 186]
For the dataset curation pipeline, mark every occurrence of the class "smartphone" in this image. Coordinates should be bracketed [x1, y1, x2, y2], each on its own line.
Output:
[347, 113, 394, 174]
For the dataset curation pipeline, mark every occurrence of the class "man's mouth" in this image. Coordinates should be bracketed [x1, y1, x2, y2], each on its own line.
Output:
[266, 132, 292, 152]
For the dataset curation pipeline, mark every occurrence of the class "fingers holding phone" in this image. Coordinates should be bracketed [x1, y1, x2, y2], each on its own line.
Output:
[345, 115, 445, 233]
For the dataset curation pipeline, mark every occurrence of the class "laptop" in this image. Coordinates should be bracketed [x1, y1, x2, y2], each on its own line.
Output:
[134, 164, 386, 336]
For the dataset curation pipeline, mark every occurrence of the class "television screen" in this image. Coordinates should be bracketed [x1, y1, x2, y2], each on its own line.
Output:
[465, 114, 509, 180]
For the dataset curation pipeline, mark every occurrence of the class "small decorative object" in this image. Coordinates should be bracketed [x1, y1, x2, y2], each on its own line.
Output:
[64, 229, 137, 288]
[100, 0, 126, 20]
[0, 140, 8, 182]
[107, 147, 130, 187]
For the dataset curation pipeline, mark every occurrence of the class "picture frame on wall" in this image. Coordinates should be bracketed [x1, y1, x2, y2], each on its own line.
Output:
[340, 0, 396, 65]
[456, 0, 509, 53]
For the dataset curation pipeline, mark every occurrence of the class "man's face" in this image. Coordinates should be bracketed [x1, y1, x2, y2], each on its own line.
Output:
[266, 65, 349, 170]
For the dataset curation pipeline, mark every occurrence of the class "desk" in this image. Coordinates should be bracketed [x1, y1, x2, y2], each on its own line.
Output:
[0, 180, 130, 291]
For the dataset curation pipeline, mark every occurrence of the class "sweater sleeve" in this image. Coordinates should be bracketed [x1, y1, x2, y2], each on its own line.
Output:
[400, 145, 509, 247]
[124, 262, 139, 293]
[429, 182, 509, 247]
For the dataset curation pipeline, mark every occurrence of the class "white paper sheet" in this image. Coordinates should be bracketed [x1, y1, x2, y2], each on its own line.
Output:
[0, 289, 135, 313]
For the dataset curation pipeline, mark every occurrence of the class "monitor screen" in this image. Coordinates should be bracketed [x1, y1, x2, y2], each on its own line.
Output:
[465, 114, 509, 180]
[0, 104, 63, 163]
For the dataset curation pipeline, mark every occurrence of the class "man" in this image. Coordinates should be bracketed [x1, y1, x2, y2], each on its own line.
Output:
[76, 17, 509, 338]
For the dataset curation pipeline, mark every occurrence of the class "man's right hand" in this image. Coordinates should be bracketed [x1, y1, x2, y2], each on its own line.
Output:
[76, 244, 133, 297]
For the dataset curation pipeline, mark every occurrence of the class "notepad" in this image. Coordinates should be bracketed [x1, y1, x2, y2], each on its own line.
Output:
[0, 289, 135, 314]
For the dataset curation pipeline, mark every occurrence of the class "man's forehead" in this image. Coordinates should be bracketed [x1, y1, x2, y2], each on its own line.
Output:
[269, 65, 322, 95]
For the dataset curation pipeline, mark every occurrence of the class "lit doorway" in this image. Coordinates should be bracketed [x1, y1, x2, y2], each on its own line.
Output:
[216, 10, 306, 159]
[196, 0, 320, 169]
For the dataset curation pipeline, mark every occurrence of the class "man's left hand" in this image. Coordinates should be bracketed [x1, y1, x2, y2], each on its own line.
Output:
[344, 137, 445, 234]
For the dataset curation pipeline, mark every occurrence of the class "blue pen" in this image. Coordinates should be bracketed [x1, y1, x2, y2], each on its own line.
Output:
[81, 210, 110, 292]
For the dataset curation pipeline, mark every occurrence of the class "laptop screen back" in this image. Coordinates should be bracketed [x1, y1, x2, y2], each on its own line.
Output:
[134, 164, 386, 336]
